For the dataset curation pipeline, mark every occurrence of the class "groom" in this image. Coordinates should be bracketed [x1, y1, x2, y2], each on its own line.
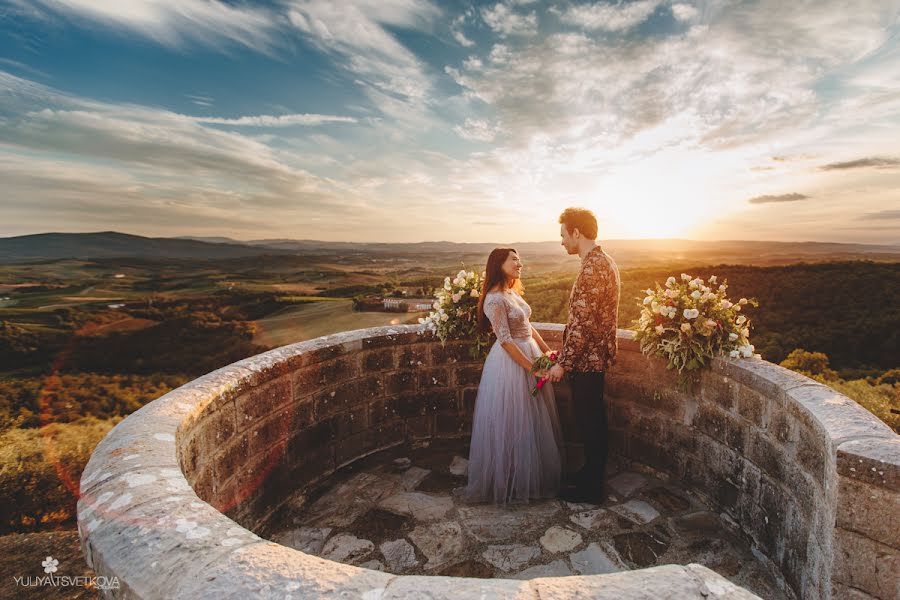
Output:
[547, 207, 621, 503]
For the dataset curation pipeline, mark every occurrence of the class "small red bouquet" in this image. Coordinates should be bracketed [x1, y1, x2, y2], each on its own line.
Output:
[530, 351, 558, 396]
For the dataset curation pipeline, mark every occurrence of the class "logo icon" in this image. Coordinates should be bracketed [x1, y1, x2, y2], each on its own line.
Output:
[41, 557, 59, 574]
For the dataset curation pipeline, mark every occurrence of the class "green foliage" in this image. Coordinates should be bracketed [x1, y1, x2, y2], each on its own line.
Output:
[779, 349, 838, 380]
[0, 417, 120, 533]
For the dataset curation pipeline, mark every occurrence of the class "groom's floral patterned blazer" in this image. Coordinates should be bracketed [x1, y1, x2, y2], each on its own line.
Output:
[558, 245, 621, 373]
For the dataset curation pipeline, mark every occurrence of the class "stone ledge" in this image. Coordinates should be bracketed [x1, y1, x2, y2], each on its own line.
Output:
[837, 437, 900, 492]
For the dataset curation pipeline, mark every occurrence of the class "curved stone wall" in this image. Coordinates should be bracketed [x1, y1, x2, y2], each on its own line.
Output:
[77, 324, 899, 599]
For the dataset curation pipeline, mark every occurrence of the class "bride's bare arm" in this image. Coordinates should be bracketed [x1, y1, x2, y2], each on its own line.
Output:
[530, 327, 551, 354]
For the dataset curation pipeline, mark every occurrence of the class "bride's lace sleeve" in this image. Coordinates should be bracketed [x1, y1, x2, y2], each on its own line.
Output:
[484, 295, 513, 344]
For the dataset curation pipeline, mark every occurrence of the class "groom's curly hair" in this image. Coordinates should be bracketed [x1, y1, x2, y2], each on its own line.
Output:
[559, 207, 598, 240]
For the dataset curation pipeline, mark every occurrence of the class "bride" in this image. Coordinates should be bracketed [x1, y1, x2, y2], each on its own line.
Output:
[465, 248, 563, 503]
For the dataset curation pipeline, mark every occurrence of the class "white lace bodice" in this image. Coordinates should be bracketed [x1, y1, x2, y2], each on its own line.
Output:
[483, 290, 533, 343]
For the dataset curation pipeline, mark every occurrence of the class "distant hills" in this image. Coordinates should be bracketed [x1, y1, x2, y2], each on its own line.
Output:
[1, 231, 898, 266]
[0, 232, 294, 262]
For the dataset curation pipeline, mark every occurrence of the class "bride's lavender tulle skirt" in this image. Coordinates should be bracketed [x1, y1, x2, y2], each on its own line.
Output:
[465, 336, 563, 504]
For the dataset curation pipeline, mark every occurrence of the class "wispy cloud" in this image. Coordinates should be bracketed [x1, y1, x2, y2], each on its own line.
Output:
[481, 2, 538, 37]
[285, 0, 440, 123]
[194, 113, 358, 127]
[748, 193, 811, 204]
[19, 0, 282, 54]
[554, 0, 663, 32]
[819, 157, 900, 170]
[860, 210, 900, 220]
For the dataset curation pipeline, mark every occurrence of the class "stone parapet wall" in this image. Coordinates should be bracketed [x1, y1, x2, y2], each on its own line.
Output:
[76, 324, 899, 599]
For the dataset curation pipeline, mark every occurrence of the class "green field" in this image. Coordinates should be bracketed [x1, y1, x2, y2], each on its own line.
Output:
[252, 300, 421, 347]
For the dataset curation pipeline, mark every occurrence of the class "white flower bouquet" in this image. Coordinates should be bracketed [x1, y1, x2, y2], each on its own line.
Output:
[633, 273, 759, 376]
[419, 268, 493, 359]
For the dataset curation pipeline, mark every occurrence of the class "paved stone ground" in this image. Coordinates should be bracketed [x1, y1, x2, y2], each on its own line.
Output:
[264, 441, 787, 599]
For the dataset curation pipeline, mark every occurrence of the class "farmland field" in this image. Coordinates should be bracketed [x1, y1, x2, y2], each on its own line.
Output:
[252, 300, 422, 347]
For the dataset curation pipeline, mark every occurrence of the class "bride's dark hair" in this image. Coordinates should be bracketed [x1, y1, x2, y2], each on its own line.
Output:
[477, 248, 524, 334]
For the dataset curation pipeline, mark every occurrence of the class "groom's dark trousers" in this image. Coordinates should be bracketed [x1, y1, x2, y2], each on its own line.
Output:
[570, 371, 608, 494]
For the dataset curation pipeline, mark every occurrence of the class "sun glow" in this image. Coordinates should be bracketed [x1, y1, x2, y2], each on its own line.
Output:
[588, 152, 733, 239]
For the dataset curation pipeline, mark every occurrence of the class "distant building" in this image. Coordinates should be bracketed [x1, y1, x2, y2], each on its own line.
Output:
[382, 298, 434, 312]
[108, 303, 126, 309]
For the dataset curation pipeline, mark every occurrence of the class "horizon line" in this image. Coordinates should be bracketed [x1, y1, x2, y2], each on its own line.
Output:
[1, 230, 899, 248]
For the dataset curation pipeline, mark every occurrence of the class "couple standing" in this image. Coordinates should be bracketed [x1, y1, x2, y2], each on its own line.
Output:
[465, 207, 621, 505]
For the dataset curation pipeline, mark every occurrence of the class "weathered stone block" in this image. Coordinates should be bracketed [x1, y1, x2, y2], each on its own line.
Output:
[736, 385, 769, 428]
[397, 344, 430, 367]
[435, 412, 468, 437]
[429, 341, 475, 364]
[384, 369, 418, 395]
[453, 364, 484, 387]
[836, 476, 900, 549]
[833, 527, 900, 600]
[248, 407, 292, 456]
[837, 437, 900, 493]
[406, 415, 434, 440]
[235, 376, 292, 432]
[293, 356, 359, 391]
[418, 367, 451, 389]
[359, 348, 397, 372]
[362, 330, 422, 348]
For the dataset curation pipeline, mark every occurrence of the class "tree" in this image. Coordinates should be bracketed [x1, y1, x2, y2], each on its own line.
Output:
[780, 348, 838, 380]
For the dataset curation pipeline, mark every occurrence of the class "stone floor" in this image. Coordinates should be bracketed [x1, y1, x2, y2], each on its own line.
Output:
[264, 441, 787, 599]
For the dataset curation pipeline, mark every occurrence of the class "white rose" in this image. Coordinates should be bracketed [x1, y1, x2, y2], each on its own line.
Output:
[734, 305, 741, 312]
[681, 273, 692, 281]
[651, 301, 660, 313]
[645, 288, 653, 295]
[728, 333, 738, 341]
[691, 290, 701, 299]
[681, 323, 692, 332]
[719, 285, 726, 292]
[467, 271, 475, 279]
[470, 289, 479, 298]
[666, 276, 676, 287]
[458, 270, 466, 279]
[432, 301, 441, 310]
[721, 300, 732, 309]
[730, 349, 740, 358]
[683, 308, 699, 319]
[736, 315, 746, 324]
[655, 324, 665, 335]
[444, 276, 450, 284]
[440, 313, 449, 322]
[666, 289, 679, 298]
[740, 344, 754, 358]
[709, 275, 717, 284]
[643, 296, 653, 305]
[444, 283, 451, 291]
[453, 277, 461, 286]
[451, 293, 461, 303]
[418, 317, 425, 324]
[739, 298, 748, 305]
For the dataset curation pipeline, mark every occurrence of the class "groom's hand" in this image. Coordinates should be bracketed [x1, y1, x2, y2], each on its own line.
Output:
[548, 364, 565, 382]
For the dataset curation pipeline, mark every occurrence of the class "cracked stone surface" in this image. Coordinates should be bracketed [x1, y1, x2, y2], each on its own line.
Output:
[320, 533, 374, 564]
[540, 526, 583, 553]
[612, 499, 661, 525]
[380, 538, 418, 571]
[482, 544, 542, 571]
[570, 542, 625, 575]
[264, 440, 787, 599]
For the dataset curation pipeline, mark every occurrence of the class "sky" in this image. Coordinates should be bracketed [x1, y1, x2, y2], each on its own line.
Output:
[0, 0, 898, 244]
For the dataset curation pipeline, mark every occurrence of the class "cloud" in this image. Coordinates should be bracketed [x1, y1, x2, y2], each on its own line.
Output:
[194, 113, 358, 127]
[819, 157, 900, 170]
[859, 210, 900, 220]
[747, 193, 811, 204]
[18, 0, 281, 54]
[285, 0, 440, 123]
[453, 118, 501, 142]
[670, 3, 698, 22]
[555, 0, 663, 32]
[481, 2, 538, 37]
